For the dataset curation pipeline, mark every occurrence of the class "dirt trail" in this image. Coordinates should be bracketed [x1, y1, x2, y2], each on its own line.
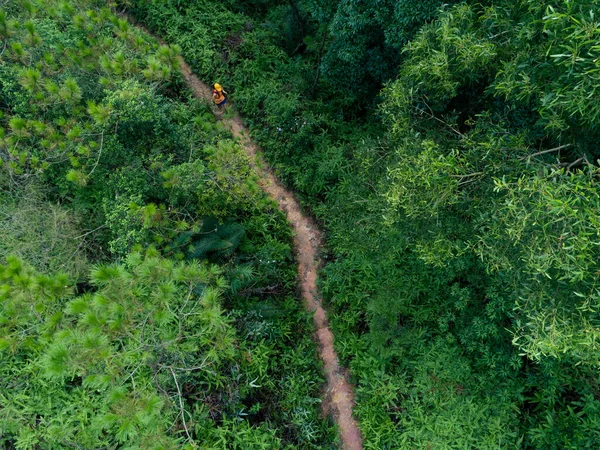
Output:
[121, 9, 362, 441]
[176, 58, 363, 449]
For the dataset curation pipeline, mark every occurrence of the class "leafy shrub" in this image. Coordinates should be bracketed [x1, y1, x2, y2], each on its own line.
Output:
[127, 0, 600, 447]
[0, 1, 333, 447]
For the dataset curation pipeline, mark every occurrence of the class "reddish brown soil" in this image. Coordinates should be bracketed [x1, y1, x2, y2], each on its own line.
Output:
[120, 14, 363, 444]
[177, 62, 364, 449]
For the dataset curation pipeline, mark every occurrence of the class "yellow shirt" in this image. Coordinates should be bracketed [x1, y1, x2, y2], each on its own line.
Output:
[213, 90, 226, 104]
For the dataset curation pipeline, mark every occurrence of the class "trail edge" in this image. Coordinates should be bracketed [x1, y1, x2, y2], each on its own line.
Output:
[176, 48, 364, 450]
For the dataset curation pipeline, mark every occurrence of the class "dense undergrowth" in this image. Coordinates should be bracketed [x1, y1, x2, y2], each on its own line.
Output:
[0, 1, 335, 448]
[3, 0, 600, 447]
[127, 0, 600, 448]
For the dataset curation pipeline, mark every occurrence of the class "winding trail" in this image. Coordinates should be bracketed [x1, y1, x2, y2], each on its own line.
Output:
[122, 10, 362, 444]
[177, 55, 364, 449]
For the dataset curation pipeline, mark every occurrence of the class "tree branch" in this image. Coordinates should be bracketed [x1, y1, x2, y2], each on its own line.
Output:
[74, 224, 107, 240]
[87, 131, 105, 176]
[519, 144, 571, 161]
[417, 103, 464, 137]
[558, 155, 589, 171]
[311, 28, 327, 98]
[450, 172, 483, 179]
[169, 367, 193, 443]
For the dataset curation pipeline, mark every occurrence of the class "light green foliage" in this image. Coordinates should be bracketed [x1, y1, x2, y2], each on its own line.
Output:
[0, 252, 281, 448]
[494, 0, 600, 133]
[0, 1, 180, 182]
[163, 140, 263, 219]
[483, 168, 600, 363]
[384, 140, 463, 219]
[376, 0, 600, 445]
[103, 193, 150, 255]
[0, 1, 333, 448]
[354, 339, 520, 449]
[380, 0, 600, 366]
[128, 0, 600, 447]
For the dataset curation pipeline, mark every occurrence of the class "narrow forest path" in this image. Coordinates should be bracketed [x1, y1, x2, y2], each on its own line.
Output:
[122, 12, 362, 445]
[176, 61, 364, 450]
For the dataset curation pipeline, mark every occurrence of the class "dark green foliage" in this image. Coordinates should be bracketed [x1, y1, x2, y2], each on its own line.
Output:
[0, 1, 334, 448]
[305, 0, 452, 106]
[127, 0, 600, 447]
[166, 217, 246, 262]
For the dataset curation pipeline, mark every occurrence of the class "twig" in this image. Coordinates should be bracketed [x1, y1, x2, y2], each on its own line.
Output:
[311, 29, 327, 98]
[450, 172, 483, 179]
[488, 30, 511, 40]
[87, 131, 105, 176]
[74, 224, 107, 240]
[290, 42, 303, 56]
[178, 282, 194, 316]
[561, 156, 589, 171]
[458, 177, 482, 187]
[124, 364, 142, 391]
[417, 104, 464, 137]
[163, 301, 181, 335]
[159, 356, 210, 372]
[566, 157, 585, 169]
[169, 367, 193, 443]
[519, 144, 571, 160]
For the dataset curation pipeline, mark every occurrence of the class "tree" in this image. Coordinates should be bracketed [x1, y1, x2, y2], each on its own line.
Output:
[301, 0, 453, 106]
[0, 251, 274, 448]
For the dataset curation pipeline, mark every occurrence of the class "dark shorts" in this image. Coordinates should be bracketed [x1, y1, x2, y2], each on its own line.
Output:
[217, 98, 227, 106]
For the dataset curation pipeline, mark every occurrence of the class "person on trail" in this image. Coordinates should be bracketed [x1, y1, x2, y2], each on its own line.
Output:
[212, 83, 228, 109]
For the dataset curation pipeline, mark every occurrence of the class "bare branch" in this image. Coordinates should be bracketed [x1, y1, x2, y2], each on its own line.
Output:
[558, 155, 590, 171]
[417, 103, 464, 137]
[73, 224, 107, 240]
[87, 131, 105, 177]
[169, 367, 193, 443]
[159, 356, 210, 372]
[179, 282, 194, 316]
[450, 172, 484, 179]
[519, 144, 571, 161]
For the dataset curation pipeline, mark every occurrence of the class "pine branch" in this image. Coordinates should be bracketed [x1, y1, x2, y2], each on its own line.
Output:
[169, 367, 193, 444]
[87, 131, 105, 177]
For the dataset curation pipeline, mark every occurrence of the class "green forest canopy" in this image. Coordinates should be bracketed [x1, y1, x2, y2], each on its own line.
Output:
[0, 1, 332, 448]
[2, 0, 600, 448]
